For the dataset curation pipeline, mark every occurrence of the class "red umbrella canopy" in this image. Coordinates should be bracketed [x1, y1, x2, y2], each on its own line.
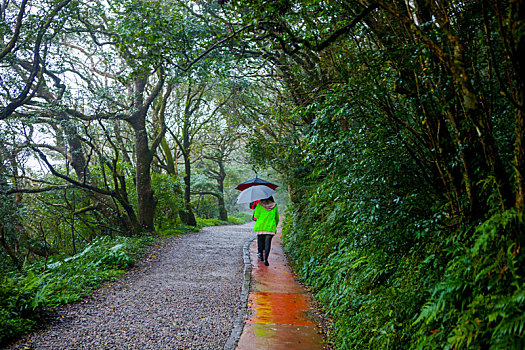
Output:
[235, 176, 279, 191]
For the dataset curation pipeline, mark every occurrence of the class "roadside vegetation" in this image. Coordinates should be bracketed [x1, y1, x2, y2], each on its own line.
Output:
[0, 235, 149, 345]
[228, 1, 525, 348]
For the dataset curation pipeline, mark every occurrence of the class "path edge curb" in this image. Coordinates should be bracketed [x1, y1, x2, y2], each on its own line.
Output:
[223, 236, 255, 350]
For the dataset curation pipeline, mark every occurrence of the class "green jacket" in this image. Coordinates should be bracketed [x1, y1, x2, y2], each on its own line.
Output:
[254, 202, 279, 233]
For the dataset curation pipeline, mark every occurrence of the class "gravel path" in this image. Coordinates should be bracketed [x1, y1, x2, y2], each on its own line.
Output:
[7, 223, 255, 350]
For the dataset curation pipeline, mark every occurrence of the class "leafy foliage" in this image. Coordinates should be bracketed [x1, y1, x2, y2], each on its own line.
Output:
[232, 1, 525, 348]
[0, 235, 151, 347]
[151, 173, 184, 229]
[282, 151, 525, 349]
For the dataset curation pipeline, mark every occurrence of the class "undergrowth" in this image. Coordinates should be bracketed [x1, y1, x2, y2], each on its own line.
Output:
[196, 213, 251, 228]
[0, 235, 151, 347]
[282, 206, 525, 349]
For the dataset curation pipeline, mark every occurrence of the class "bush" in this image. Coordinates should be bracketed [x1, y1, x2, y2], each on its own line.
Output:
[194, 213, 252, 227]
[157, 225, 200, 237]
[283, 199, 525, 349]
[196, 216, 228, 227]
[228, 212, 252, 224]
[412, 209, 525, 349]
[151, 173, 184, 229]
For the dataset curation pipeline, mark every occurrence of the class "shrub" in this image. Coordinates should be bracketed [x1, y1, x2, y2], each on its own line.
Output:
[196, 216, 228, 227]
[228, 212, 252, 224]
[151, 173, 184, 229]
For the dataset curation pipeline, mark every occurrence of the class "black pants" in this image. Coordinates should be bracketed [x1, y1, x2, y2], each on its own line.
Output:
[257, 234, 273, 261]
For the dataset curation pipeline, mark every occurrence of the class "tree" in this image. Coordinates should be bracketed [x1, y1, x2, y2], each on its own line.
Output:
[164, 79, 230, 226]
[195, 121, 241, 221]
[223, 0, 524, 220]
[0, 0, 73, 120]
[218, 0, 525, 347]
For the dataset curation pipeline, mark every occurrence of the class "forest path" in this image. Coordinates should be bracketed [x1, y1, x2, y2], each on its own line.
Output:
[7, 223, 254, 350]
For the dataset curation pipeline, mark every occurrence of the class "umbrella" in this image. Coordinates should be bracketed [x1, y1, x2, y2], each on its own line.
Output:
[235, 176, 279, 191]
[236, 185, 276, 204]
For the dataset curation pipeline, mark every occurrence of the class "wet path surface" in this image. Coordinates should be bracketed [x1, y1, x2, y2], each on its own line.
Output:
[237, 227, 325, 350]
[7, 224, 254, 350]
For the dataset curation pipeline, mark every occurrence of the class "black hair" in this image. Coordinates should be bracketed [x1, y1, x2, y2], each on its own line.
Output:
[264, 196, 275, 202]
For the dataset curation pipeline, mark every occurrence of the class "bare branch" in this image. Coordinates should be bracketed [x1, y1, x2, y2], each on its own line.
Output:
[2, 185, 75, 195]
[32, 146, 113, 196]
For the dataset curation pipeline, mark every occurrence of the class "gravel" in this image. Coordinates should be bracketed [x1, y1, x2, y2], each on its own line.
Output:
[6, 223, 255, 350]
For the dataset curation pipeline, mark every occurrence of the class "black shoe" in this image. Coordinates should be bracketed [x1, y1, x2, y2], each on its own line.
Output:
[258, 253, 264, 261]
[264, 260, 269, 266]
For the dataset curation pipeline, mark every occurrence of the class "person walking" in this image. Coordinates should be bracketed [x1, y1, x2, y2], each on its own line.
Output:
[254, 196, 279, 266]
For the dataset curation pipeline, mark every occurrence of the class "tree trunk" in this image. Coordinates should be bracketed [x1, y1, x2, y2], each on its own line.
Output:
[124, 74, 165, 231]
[217, 160, 228, 221]
[161, 136, 177, 175]
[515, 93, 525, 210]
[448, 42, 513, 217]
[217, 194, 228, 221]
[510, 0, 525, 210]
[114, 172, 141, 233]
[160, 136, 189, 224]
[179, 98, 197, 227]
[0, 222, 21, 270]
[181, 148, 197, 226]
[63, 125, 88, 182]
[132, 116, 156, 230]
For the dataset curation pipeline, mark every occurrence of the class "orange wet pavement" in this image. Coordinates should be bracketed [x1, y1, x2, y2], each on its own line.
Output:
[237, 227, 325, 349]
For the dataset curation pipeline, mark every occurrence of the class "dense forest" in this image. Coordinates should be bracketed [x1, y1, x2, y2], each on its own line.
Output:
[1, 0, 524, 348]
